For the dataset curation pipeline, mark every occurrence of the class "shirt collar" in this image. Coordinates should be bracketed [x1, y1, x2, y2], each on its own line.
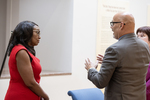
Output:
[118, 34, 126, 40]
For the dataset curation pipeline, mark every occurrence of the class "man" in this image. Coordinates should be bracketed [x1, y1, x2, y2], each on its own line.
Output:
[85, 12, 150, 100]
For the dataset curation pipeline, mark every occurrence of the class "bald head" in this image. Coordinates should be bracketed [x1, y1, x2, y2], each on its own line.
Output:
[115, 12, 135, 25]
[112, 12, 135, 37]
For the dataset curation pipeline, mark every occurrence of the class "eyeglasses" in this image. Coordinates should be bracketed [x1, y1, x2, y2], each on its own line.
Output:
[33, 30, 40, 36]
[110, 22, 125, 27]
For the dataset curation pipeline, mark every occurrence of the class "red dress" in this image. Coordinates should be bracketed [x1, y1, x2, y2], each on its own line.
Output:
[5, 45, 41, 100]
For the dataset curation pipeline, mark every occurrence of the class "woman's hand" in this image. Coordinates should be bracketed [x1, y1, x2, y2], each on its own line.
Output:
[40, 96, 49, 100]
[97, 54, 103, 64]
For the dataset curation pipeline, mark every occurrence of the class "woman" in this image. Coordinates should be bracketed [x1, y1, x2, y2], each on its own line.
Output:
[136, 26, 150, 100]
[5, 21, 49, 100]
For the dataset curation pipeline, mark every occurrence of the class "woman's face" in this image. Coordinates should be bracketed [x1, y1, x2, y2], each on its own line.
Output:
[137, 32, 150, 44]
[28, 25, 41, 46]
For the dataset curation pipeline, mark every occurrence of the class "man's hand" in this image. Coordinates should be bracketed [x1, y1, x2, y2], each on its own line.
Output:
[85, 58, 98, 71]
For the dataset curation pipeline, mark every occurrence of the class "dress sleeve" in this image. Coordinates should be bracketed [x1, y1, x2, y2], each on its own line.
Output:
[147, 79, 150, 100]
[146, 66, 150, 99]
[88, 47, 119, 88]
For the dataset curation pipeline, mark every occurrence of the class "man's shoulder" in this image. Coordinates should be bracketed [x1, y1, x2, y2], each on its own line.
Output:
[105, 43, 118, 54]
[107, 42, 120, 49]
[106, 39, 129, 53]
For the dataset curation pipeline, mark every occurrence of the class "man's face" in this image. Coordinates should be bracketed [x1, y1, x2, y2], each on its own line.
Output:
[110, 17, 121, 39]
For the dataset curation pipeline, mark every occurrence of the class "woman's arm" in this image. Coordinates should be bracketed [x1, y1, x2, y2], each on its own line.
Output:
[16, 50, 49, 100]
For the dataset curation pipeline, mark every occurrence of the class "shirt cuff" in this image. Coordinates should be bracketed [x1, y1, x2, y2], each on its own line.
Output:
[88, 67, 95, 72]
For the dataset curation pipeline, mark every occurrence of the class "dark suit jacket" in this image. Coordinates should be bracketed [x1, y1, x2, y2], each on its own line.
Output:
[88, 33, 150, 100]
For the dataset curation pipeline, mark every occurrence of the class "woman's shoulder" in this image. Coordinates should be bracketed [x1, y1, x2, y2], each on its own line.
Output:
[10, 44, 27, 55]
[12, 44, 27, 51]
[16, 49, 30, 61]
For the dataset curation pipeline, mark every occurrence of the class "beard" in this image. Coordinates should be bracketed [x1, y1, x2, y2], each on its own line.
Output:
[113, 33, 119, 40]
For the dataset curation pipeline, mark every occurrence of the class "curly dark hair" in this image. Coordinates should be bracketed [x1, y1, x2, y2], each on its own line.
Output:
[8, 21, 38, 56]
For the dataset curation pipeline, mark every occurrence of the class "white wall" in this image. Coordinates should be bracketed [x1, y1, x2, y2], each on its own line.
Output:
[18, 0, 73, 72]
[0, 0, 6, 69]
[0, 0, 150, 100]
[125, 0, 150, 30]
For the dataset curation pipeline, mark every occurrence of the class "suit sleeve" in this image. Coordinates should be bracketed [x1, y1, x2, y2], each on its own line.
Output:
[88, 47, 119, 88]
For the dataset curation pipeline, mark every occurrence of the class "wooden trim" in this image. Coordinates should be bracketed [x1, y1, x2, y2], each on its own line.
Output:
[0, 71, 72, 79]
[41, 72, 72, 77]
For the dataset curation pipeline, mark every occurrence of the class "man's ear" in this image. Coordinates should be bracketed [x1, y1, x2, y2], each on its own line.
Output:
[120, 22, 125, 29]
